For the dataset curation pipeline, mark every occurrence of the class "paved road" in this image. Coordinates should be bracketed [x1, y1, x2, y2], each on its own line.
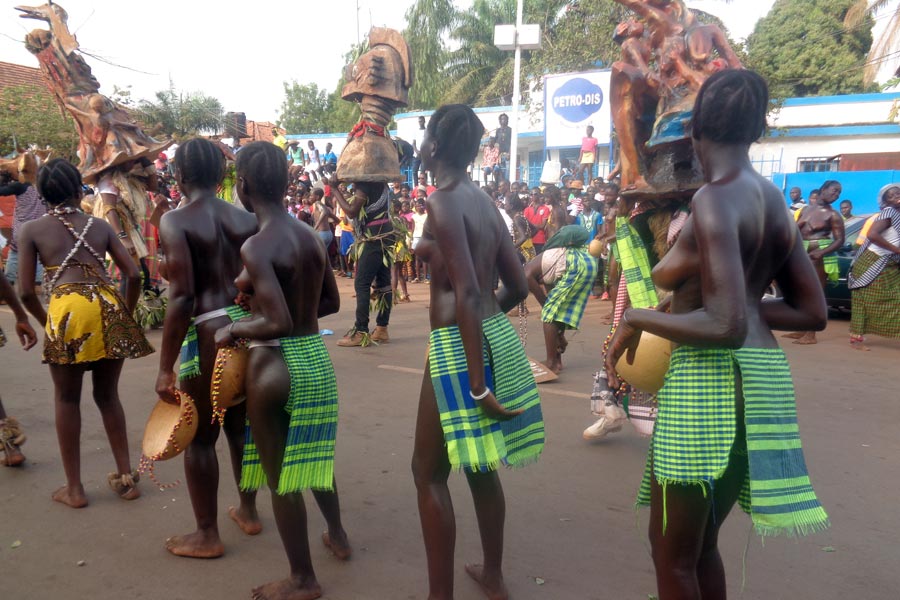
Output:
[2, 278, 898, 600]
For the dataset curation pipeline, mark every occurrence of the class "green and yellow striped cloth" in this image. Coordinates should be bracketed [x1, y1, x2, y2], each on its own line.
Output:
[428, 312, 544, 473]
[804, 239, 839, 283]
[615, 216, 658, 309]
[241, 334, 338, 494]
[540, 247, 598, 330]
[637, 346, 829, 537]
[850, 250, 900, 339]
[178, 304, 250, 380]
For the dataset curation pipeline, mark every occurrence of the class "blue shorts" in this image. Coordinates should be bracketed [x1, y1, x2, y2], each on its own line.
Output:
[340, 231, 355, 256]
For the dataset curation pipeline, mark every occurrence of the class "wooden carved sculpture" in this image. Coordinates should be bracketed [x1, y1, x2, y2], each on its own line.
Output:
[611, 0, 741, 195]
[16, 2, 170, 183]
[337, 27, 413, 183]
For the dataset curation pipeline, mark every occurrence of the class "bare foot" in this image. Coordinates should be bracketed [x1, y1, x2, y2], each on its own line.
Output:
[792, 333, 817, 345]
[165, 530, 225, 559]
[229, 505, 263, 536]
[251, 575, 322, 600]
[781, 332, 804, 339]
[1, 445, 25, 467]
[322, 530, 352, 560]
[465, 564, 509, 600]
[52, 485, 88, 508]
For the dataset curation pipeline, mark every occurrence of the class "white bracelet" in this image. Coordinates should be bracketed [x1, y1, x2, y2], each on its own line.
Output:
[469, 387, 491, 401]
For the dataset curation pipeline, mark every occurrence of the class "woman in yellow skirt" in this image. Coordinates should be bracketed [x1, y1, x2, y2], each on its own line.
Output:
[17, 159, 153, 508]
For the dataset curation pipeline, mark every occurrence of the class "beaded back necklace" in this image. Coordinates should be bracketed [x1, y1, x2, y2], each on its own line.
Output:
[44, 213, 108, 294]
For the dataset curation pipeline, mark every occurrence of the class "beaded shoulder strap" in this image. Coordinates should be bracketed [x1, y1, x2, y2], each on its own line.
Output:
[45, 216, 107, 292]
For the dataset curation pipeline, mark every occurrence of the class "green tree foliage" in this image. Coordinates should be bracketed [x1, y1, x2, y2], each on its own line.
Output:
[845, 0, 899, 84]
[403, 0, 456, 109]
[526, 0, 627, 79]
[138, 81, 225, 137]
[278, 81, 331, 134]
[0, 84, 78, 161]
[746, 0, 875, 98]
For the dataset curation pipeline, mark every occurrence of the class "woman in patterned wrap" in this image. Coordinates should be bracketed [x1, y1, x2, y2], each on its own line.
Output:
[411, 104, 545, 600]
[215, 141, 349, 600]
[17, 158, 153, 508]
[605, 70, 830, 599]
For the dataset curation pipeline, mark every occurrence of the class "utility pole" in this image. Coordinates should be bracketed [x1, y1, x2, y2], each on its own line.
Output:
[494, 1, 540, 182]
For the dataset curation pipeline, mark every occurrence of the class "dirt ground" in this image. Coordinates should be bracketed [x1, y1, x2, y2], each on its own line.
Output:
[2, 277, 899, 600]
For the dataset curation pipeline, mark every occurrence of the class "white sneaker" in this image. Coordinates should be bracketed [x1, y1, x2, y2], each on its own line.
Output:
[582, 416, 625, 440]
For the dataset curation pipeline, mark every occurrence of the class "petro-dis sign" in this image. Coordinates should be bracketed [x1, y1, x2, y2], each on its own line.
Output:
[544, 70, 611, 148]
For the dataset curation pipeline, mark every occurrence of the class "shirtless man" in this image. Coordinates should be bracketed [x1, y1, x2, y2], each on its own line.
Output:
[155, 138, 261, 558]
[788, 180, 845, 345]
[310, 188, 337, 250]
[216, 141, 349, 600]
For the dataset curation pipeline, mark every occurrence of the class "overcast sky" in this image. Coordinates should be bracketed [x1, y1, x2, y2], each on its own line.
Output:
[0, 0, 807, 124]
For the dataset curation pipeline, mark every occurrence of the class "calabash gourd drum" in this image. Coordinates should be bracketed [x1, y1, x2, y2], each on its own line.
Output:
[142, 390, 198, 461]
[615, 331, 672, 394]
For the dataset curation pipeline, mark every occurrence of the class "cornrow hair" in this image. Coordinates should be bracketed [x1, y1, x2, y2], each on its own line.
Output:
[174, 137, 226, 188]
[36, 158, 82, 206]
[427, 104, 486, 169]
[235, 141, 289, 202]
[692, 69, 769, 145]
[820, 180, 841, 192]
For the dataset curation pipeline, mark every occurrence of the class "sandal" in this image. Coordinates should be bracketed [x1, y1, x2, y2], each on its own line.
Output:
[0, 417, 26, 467]
[108, 470, 141, 500]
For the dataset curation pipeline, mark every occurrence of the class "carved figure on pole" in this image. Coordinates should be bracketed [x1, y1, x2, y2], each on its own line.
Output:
[16, 3, 170, 183]
[337, 27, 413, 183]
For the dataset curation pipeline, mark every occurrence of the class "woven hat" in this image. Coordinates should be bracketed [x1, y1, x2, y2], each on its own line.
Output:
[142, 390, 198, 462]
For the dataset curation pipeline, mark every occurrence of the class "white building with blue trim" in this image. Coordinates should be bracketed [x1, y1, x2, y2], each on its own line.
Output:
[289, 88, 900, 214]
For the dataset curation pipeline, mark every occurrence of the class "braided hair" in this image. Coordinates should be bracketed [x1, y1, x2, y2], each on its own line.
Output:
[426, 104, 485, 169]
[692, 69, 769, 145]
[36, 158, 82, 206]
[174, 137, 225, 188]
[235, 141, 289, 202]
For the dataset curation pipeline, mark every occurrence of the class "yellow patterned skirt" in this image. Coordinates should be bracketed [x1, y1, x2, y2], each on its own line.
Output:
[44, 282, 154, 365]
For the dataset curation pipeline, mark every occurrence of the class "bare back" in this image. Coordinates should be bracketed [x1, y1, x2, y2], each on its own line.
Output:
[160, 198, 256, 315]
[652, 168, 799, 348]
[23, 212, 118, 287]
[240, 217, 327, 337]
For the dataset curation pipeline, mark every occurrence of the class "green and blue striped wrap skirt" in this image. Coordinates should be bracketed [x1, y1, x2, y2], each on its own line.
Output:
[241, 334, 338, 494]
[428, 312, 545, 473]
[178, 304, 250, 380]
[540, 247, 598, 330]
[637, 346, 829, 537]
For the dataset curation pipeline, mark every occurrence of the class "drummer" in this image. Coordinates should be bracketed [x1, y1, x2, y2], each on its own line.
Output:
[154, 138, 261, 558]
[216, 141, 349, 599]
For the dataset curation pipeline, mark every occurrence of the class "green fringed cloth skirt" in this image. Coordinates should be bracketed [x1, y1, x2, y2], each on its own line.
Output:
[178, 304, 250, 380]
[540, 247, 598, 330]
[428, 312, 545, 473]
[637, 346, 829, 537]
[804, 239, 839, 283]
[241, 334, 338, 494]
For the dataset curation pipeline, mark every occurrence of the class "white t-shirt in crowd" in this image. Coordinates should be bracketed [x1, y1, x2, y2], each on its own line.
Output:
[412, 211, 428, 238]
